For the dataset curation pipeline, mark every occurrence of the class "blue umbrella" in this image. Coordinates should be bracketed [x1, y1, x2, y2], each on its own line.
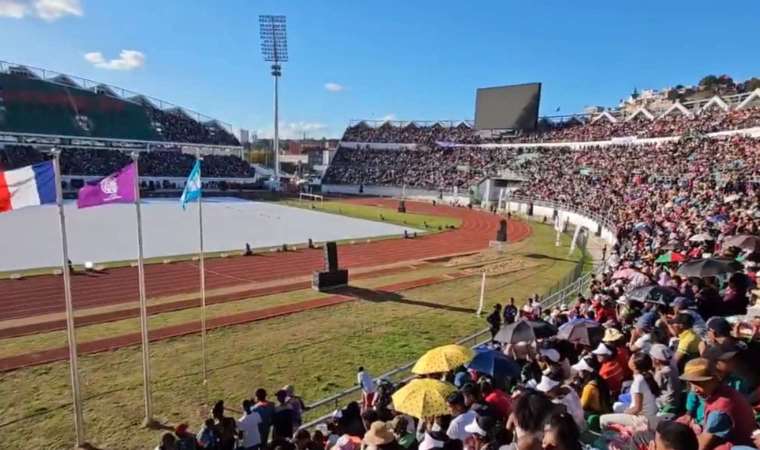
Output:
[466, 346, 521, 380]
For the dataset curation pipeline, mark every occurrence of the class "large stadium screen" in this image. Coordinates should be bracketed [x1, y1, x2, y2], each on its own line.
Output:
[474, 82, 541, 131]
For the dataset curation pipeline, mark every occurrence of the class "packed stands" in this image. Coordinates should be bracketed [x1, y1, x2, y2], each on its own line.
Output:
[0, 145, 255, 178]
[152, 112, 760, 450]
[341, 106, 760, 144]
[0, 65, 240, 146]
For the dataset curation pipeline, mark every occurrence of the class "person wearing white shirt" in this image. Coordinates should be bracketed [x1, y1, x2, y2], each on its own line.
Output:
[600, 353, 661, 430]
[238, 399, 263, 450]
[357, 366, 376, 410]
[446, 391, 477, 442]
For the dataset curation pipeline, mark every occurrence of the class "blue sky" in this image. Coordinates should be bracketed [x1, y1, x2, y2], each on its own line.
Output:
[1, 0, 759, 139]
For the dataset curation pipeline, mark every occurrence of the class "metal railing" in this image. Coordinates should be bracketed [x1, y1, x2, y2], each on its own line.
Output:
[298, 212, 598, 431]
[298, 328, 492, 430]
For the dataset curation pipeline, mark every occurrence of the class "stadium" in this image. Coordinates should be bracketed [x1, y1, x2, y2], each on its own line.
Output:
[1, 3, 760, 450]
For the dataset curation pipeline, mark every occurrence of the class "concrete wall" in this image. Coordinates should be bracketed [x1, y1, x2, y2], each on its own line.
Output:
[504, 201, 617, 245]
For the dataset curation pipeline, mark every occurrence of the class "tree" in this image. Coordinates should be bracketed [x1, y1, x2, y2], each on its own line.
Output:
[699, 75, 719, 88]
[745, 77, 760, 92]
[717, 74, 735, 87]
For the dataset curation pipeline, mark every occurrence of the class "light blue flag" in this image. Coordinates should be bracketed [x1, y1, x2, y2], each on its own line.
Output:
[180, 160, 201, 210]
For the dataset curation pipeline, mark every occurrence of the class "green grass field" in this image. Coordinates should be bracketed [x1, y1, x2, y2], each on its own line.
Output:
[0, 221, 583, 450]
[284, 199, 462, 230]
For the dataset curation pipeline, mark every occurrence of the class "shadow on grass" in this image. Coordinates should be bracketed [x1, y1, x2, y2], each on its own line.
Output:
[333, 285, 477, 314]
[523, 253, 578, 263]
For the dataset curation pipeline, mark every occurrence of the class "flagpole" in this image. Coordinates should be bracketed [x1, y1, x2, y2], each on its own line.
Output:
[52, 149, 87, 447]
[197, 154, 208, 389]
[131, 152, 154, 427]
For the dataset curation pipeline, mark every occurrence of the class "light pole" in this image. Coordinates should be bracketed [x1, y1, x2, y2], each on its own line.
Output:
[259, 15, 288, 189]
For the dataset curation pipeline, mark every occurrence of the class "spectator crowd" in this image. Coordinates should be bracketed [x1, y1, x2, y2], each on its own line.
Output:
[154, 120, 760, 450]
[0, 145, 255, 178]
[147, 107, 240, 146]
[341, 106, 760, 145]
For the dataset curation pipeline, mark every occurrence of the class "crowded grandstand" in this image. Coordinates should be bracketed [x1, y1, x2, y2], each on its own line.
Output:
[2, 22, 760, 450]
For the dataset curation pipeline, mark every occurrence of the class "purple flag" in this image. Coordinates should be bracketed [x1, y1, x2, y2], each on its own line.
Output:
[77, 162, 137, 209]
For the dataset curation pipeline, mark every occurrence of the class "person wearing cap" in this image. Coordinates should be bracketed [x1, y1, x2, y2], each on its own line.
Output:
[671, 313, 702, 371]
[649, 343, 682, 417]
[363, 421, 398, 450]
[698, 318, 737, 356]
[464, 414, 505, 450]
[679, 358, 756, 450]
[283, 385, 308, 429]
[572, 356, 611, 418]
[592, 342, 625, 398]
[703, 342, 751, 397]
[535, 369, 585, 430]
[446, 391, 477, 442]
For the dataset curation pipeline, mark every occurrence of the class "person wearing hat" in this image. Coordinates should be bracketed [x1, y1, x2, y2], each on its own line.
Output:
[679, 358, 756, 450]
[363, 421, 398, 450]
[670, 313, 702, 372]
[649, 344, 682, 417]
[446, 391, 477, 442]
[603, 327, 633, 379]
[592, 342, 625, 399]
[535, 369, 585, 430]
[463, 415, 504, 450]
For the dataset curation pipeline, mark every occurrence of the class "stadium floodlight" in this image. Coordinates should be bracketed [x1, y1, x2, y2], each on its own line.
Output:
[259, 15, 288, 187]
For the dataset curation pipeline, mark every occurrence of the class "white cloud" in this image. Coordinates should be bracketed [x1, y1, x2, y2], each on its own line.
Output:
[257, 121, 329, 139]
[84, 50, 146, 71]
[380, 113, 397, 121]
[0, 0, 82, 21]
[0, 1, 26, 18]
[324, 82, 345, 93]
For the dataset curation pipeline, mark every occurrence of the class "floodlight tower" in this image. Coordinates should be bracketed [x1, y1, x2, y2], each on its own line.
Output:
[259, 15, 288, 187]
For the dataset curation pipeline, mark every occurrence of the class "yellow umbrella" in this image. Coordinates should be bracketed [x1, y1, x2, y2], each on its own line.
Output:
[391, 378, 456, 418]
[411, 344, 474, 375]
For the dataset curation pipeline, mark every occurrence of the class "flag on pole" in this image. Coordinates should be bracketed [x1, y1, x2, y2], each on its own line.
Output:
[0, 161, 56, 213]
[77, 162, 137, 208]
[180, 160, 201, 209]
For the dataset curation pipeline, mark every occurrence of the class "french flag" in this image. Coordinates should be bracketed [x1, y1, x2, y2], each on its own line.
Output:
[0, 161, 57, 213]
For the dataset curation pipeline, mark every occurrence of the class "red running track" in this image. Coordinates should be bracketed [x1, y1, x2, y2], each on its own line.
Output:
[0, 199, 531, 322]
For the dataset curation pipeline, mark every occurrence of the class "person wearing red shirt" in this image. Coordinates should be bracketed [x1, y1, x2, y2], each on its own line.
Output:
[479, 378, 511, 420]
[593, 343, 625, 398]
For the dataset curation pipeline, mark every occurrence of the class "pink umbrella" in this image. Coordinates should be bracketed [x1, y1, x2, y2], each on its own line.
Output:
[612, 268, 642, 280]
